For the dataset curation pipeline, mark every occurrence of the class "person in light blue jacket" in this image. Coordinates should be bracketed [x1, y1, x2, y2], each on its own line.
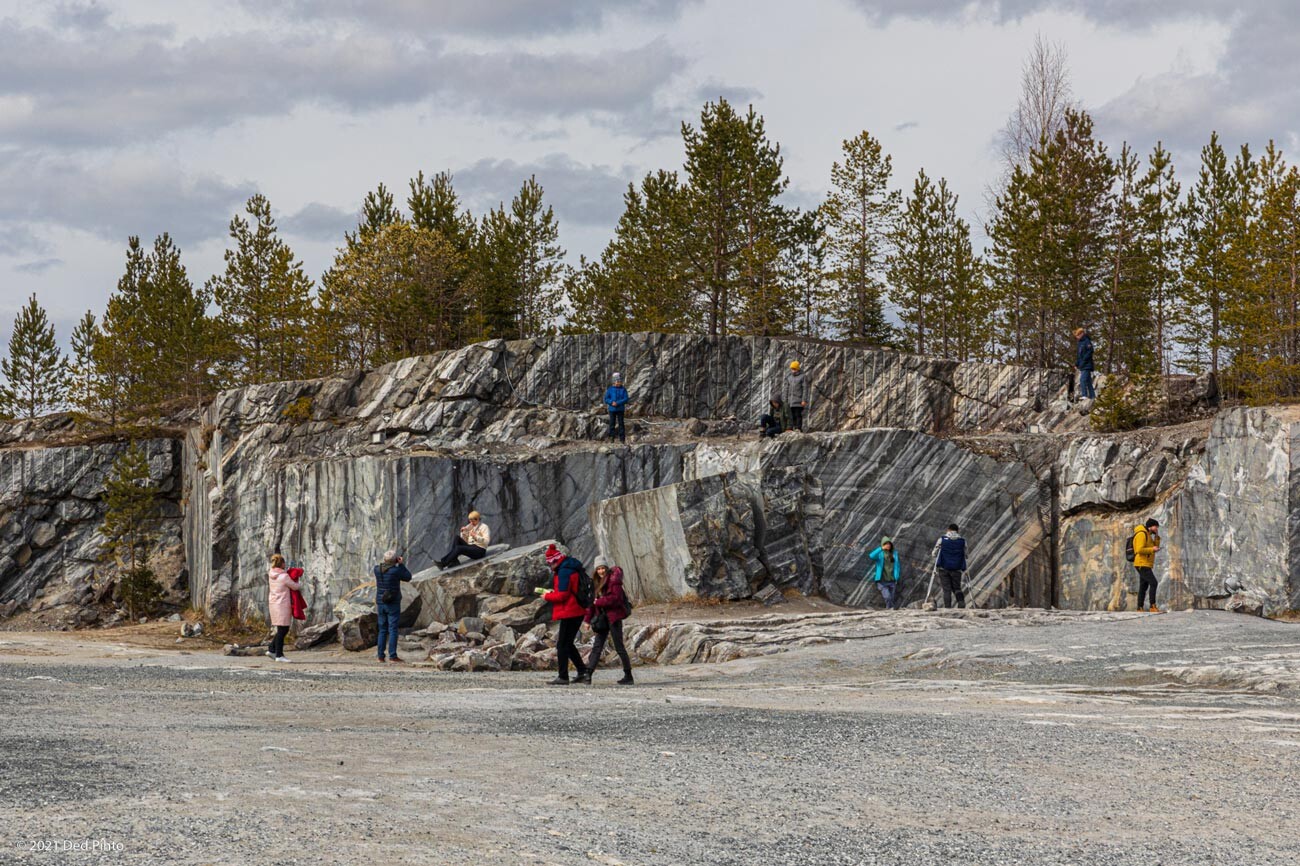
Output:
[867, 536, 903, 610]
[603, 372, 629, 443]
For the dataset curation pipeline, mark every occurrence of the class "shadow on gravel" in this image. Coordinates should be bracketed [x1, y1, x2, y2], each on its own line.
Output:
[0, 733, 133, 804]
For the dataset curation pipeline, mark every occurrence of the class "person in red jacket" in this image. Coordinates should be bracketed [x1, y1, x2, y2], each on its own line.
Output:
[585, 555, 634, 685]
[539, 544, 589, 685]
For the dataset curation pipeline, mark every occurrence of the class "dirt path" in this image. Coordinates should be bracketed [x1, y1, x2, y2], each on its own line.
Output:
[2, 610, 1298, 865]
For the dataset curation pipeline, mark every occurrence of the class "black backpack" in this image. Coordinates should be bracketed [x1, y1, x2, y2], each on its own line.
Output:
[1124, 529, 1139, 564]
[570, 561, 596, 608]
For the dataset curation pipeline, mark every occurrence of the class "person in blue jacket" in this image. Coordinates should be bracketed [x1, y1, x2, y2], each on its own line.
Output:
[931, 524, 968, 609]
[603, 372, 629, 444]
[867, 536, 903, 610]
[1074, 327, 1095, 400]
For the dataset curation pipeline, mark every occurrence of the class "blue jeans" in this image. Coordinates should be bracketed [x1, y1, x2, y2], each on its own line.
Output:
[1079, 369, 1096, 399]
[878, 580, 900, 610]
[376, 599, 401, 659]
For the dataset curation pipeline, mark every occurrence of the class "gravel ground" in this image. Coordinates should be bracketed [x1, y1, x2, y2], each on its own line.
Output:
[2, 609, 1299, 865]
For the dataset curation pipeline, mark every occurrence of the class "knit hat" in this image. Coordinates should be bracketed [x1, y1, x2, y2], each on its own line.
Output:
[880, 536, 892, 545]
[544, 544, 565, 567]
[612, 372, 622, 381]
[789, 360, 801, 371]
[593, 554, 610, 569]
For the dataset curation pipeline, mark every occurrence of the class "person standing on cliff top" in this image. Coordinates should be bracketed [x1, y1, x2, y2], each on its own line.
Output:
[1132, 519, 1162, 613]
[603, 372, 629, 444]
[1074, 328, 1096, 402]
[785, 361, 808, 431]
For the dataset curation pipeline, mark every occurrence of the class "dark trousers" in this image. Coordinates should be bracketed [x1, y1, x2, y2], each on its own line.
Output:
[791, 405, 804, 431]
[269, 625, 290, 657]
[587, 619, 632, 674]
[1079, 369, 1096, 399]
[376, 598, 401, 659]
[1136, 566, 1158, 608]
[878, 580, 900, 610]
[607, 410, 626, 442]
[760, 414, 782, 438]
[938, 568, 966, 608]
[555, 616, 587, 680]
[440, 535, 486, 567]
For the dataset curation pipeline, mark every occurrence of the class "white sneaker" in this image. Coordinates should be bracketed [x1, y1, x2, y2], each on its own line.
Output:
[275, 656, 292, 663]
[264, 651, 275, 658]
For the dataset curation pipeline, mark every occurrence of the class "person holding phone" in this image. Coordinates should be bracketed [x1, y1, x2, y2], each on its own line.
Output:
[436, 511, 490, 569]
[374, 550, 412, 663]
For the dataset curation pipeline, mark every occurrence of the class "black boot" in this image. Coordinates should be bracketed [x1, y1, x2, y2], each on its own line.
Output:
[574, 669, 592, 684]
[548, 676, 569, 685]
[617, 671, 634, 685]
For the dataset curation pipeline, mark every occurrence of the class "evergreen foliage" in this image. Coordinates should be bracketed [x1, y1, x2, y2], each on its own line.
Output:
[100, 443, 165, 618]
[0, 293, 68, 420]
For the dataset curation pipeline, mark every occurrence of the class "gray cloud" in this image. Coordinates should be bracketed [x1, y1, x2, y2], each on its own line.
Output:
[0, 225, 53, 258]
[0, 17, 684, 147]
[455, 155, 637, 228]
[693, 83, 764, 108]
[895, 120, 920, 132]
[280, 202, 357, 243]
[13, 258, 64, 274]
[0, 152, 256, 247]
[848, 1, 1234, 27]
[254, 0, 696, 36]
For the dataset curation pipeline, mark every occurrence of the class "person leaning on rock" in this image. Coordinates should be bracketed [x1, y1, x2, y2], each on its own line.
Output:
[931, 524, 968, 609]
[374, 550, 412, 663]
[538, 543, 590, 685]
[1132, 519, 1162, 613]
[867, 537, 903, 610]
[436, 511, 490, 569]
[760, 395, 792, 439]
[603, 372, 630, 444]
[266, 553, 300, 662]
[584, 555, 634, 685]
[785, 360, 808, 432]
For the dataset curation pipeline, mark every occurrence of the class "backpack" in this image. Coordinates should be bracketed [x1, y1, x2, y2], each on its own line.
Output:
[1124, 528, 1140, 563]
[571, 561, 596, 609]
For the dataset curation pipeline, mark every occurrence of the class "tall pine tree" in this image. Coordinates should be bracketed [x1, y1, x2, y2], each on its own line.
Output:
[0, 294, 69, 420]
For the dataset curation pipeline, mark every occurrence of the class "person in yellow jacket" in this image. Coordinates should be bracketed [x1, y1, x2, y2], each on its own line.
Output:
[1133, 519, 1162, 612]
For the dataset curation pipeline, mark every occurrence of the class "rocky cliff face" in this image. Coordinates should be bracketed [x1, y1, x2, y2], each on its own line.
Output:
[0, 434, 184, 625]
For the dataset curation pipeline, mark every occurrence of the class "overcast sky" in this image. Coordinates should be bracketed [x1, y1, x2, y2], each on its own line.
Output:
[1, 0, 1295, 342]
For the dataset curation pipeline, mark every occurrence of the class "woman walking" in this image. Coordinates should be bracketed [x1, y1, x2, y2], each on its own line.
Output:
[266, 553, 300, 662]
[539, 544, 589, 685]
[584, 555, 634, 685]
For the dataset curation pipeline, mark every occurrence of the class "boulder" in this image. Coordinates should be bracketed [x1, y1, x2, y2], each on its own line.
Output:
[455, 616, 487, 636]
[334, 582, 421, 652]
[407, 541, 555, 628]
[293, 619, 339, 649]
[180, 621, 204, 638]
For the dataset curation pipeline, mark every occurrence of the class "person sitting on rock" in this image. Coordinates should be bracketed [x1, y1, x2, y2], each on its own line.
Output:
[436, 511, 490, 569]
[759, 395, 792, 439]
[785, 360, 808, 432]
[374, 550, 412, 663]
[867, 537, 903, 610]
[931, 524, 968, 609]
[266, 553, 300, 662]
[584, 555, 634, 685]
[604, 372, 630, 444]
[537, 543, 590, 685]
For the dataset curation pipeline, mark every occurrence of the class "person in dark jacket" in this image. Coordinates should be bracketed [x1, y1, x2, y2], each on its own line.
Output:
[374, 550, 412, 663]
[584, 555, 634, 684]
[785, 361, 808, 431]
[931, 525, 968, 609]
[760, 396, 792, 438]
[538, 543, 590, 684]
[603, 372, 629, 443]
[1074, 327, 1096, 400]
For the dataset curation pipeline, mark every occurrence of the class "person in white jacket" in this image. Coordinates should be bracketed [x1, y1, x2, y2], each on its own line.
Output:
[436, 510, 491, 569]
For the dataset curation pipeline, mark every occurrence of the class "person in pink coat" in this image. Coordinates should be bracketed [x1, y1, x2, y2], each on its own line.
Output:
[266, 553, 300, 662]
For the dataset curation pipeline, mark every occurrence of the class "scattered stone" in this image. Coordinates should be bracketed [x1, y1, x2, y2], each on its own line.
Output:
[754, 584, 785, 606]
[167, 613, 182, 622]
[181, 621, 204, 638]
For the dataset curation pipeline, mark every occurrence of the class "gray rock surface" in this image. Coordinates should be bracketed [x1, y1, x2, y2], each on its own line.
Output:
[334, 581, 422, 652]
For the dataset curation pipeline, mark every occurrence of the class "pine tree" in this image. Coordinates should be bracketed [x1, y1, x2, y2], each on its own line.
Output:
[1101, 142, 1156, 374]
[100, 443, 163, 619]
[1137, 142, 1181, 375]
[92, 234, 216, 419]
[208, 194, 314, 386]
[785, 209, 832, 339]
[889, 170, 945, 354]
[409, 171, 481, 341]
[69, 310, 98, 413]
[822, 130, 900, 344]
[512, 176, 565, 338]
[0, 293, 69, 420]
[987, 166, 1037, 362]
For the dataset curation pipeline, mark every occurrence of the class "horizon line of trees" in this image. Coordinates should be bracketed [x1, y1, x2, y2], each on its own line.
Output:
[3, 53, 1299, 424]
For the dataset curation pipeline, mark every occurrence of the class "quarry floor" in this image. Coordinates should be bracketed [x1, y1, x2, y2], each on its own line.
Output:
[2, 609, 1299, 866]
